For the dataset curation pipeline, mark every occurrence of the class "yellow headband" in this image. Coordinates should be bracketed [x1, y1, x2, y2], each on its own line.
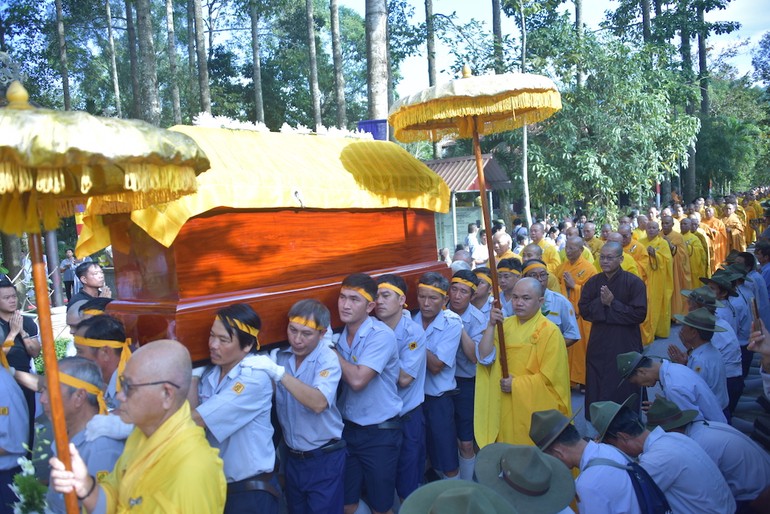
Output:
[342, 286, 374, 303]
[378, 282, 406, 298]
[475, 273, 492, 286]
[74, 336, 132, 392]
[60, 372, 108, 415]
[522, 263, 547, 275]
[418, 283, 447, 296]
[451, 277, 477, 291]
[497, 267, 521, 275]
[82, 309, 105, 316]
[222, 316, 261, 350]
[289, 316, 326, 332]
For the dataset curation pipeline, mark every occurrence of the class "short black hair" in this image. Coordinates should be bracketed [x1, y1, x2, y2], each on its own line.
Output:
[341, 273, 378, 302]
[452, 269, 479, 287]
[0, 278, 14, 290]
[75, 262, 99, 280]
[550, 423, 582, 448]
[419, 271, 449, 293]
[605, 406, 645, 440]
[738, 252, 756, 269]
[217, 303, 262, 353]
[377, 273, 408, 296]
[76, 314, 127, 357]
[498, 258, 522, 272]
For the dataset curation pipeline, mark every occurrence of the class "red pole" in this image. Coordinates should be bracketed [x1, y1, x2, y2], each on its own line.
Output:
[472, 117, 509, 378]
[29, 233, 78, 514]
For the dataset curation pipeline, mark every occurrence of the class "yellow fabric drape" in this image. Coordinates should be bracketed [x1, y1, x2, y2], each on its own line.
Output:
[664, 230, 692, 318]
[640, 236, 674, 339]
[101, 402, 226, 513]
[474, 311, 571, 447]
[684, 232, 708, 288]
[537, 240, 562, 275]
[558, 257, 597, 386]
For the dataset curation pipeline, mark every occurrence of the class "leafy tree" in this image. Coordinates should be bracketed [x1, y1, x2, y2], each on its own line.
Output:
[753, 31, 770, 86]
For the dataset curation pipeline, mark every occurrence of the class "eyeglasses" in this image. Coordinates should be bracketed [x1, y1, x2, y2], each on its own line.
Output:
[119, 375, 180, 397]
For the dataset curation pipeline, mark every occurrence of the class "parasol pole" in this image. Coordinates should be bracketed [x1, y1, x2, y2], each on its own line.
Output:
[29, 234, 78, 514]
[472, 116, 509, 378]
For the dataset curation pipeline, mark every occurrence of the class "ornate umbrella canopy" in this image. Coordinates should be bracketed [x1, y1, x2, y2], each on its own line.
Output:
[388, 68, 562, 382]
[388, 68, 561, 143]
[0, 81, 209, 235]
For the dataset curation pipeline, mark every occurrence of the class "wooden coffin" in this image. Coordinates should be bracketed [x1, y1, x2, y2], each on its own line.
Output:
[106, 208, 447, 361]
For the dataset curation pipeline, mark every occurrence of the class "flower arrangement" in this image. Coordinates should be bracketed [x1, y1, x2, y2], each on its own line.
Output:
[10, 455, 47, 514]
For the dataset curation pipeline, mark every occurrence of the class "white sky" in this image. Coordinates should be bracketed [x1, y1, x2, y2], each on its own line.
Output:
[339, 0, 769, 97]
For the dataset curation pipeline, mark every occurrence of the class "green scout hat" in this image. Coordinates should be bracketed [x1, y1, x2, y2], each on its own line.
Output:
[475, 443, 575, 514]
[617, 351, 645, 380]
[724, 262, 753, 282]
[673, 307, 726, 333]
[645, 397, 698, 431]
[764, 207, 770, 218]
[529, 407, 584, 451]
[399, 480, 514, 514]
[724, 250, 739, 264]
[589, 394, 639, 442]
[681, 286, 724, 308]
[700, 271, 738, 297]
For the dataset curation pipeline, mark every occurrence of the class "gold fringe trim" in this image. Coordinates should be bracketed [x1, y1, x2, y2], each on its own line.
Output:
[389, 90, 562, 143]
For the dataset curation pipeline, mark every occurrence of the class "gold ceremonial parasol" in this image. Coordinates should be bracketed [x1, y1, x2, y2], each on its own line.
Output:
[0, 81, 209, 513]
[388, 67, 561, 377]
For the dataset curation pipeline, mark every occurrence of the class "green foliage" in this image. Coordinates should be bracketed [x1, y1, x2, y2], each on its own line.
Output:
[753, 31, 770, 86]
[33, 337, 70, 374]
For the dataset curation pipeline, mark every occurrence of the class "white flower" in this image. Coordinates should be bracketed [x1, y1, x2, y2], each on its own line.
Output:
[16, 457, 34, 476]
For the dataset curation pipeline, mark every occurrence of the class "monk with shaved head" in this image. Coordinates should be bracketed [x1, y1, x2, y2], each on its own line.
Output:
[50, 340, 226, 513]
[640, 221, 674, 339]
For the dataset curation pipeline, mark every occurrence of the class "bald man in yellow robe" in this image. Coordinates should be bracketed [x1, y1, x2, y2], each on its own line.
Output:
[722, 203, 746, 253]
[640, 221, 673, 338]
[530, 222, 561, 275]
[689, 213, 712, 279]
[475, 278, 571, 446]
[558, 236, 597, 386]
[703, 207, 728, 273]
[661, 215, 691, 317]
[681, 218, 707, 287]
[583, 222, 604, 262]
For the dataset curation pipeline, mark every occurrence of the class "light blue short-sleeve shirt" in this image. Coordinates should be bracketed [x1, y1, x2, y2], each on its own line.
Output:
[0, 368, 28, 471]
[47, 430, 124, 513]
[454, 304, 486, 378]
[413, 309, 462, 396]
[659, 360, 727, 423]
[543, 289, 581, 341]
[688, 343, 729, 410]
[710, 318, 743, 379]
[197, 361, 275, 481]
[392, 311, 427, 415]
[275, 343, 344, 451]
[336, 316, 402, 425]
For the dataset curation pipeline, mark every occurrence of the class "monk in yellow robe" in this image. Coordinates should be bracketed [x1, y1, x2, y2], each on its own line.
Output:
[703, 207, 728, 273]
[530, 222, 561, 274]
[559, 226, 594, 265]
[493, 231, 518, 262]
[558, 236, 597, 386]
[49, 340, 227, 514]
[640, 221, 674, 338]
[633, 214, 648, 242]
[722, 203, 746, 253]
[742, 197, 758, 244]
[616, 227, 654, 345]
[689, 213, 712, 278]
[661, 215, 691, 317]
[583, 222, 604, 263]
[681, 218, 708, 288]
[475, 278, 571, 447]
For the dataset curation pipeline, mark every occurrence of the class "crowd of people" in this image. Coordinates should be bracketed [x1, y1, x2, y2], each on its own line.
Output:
[1, 187, 770, 514]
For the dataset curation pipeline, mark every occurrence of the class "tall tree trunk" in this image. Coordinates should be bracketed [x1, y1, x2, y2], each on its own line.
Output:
[249, 2, 264, 123]
[193, 0, 211, 113]
[166, 0, 181, 124]
[519, 2, 532, 227]
[306, 0, 322, 130]
[654, 0, 662, 17]
[207, 2, 215, 62]
[105, 0, 122, 117]
[641, 0, 652, 42]
[1, 234, 22, 283]
[575, 0, 584, 88]
[44, 231, 63, 307]
[135, 0, 160, 125]
[492, 0, 503, 73]
[697, 4, 709, 116]
[330, 0, 347, 128]
[125, 0, 140, 118]
[681, 21, 695, 203]
[366, 0, 388, 120]
[54, 0, 71, 110]
[187, 0, 195, 77]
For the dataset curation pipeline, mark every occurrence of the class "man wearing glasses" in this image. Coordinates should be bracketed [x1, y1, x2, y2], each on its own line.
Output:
[578, 242, 648, 421]
[49, 339, 226, 514]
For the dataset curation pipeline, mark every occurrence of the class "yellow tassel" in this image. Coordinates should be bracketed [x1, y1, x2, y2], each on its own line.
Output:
[23, 190, 40, 234]
[40, 196, 61, 231]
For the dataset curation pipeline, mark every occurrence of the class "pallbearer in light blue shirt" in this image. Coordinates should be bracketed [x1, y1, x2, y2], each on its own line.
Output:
[274, 299, 345, 514]
[375, 274, 427, 501]
[190, 304, 279, 514]
[333, 273, 402, 514]
[471, 267, 494, 323]
[413, 272, 462, 481]
[448, 269, 486, 481]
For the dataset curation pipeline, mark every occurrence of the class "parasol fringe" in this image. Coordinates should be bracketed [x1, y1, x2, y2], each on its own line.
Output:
[122, 163, 198, 192]
[390, 90, 562, 143]
[0, 161, 34, 193]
